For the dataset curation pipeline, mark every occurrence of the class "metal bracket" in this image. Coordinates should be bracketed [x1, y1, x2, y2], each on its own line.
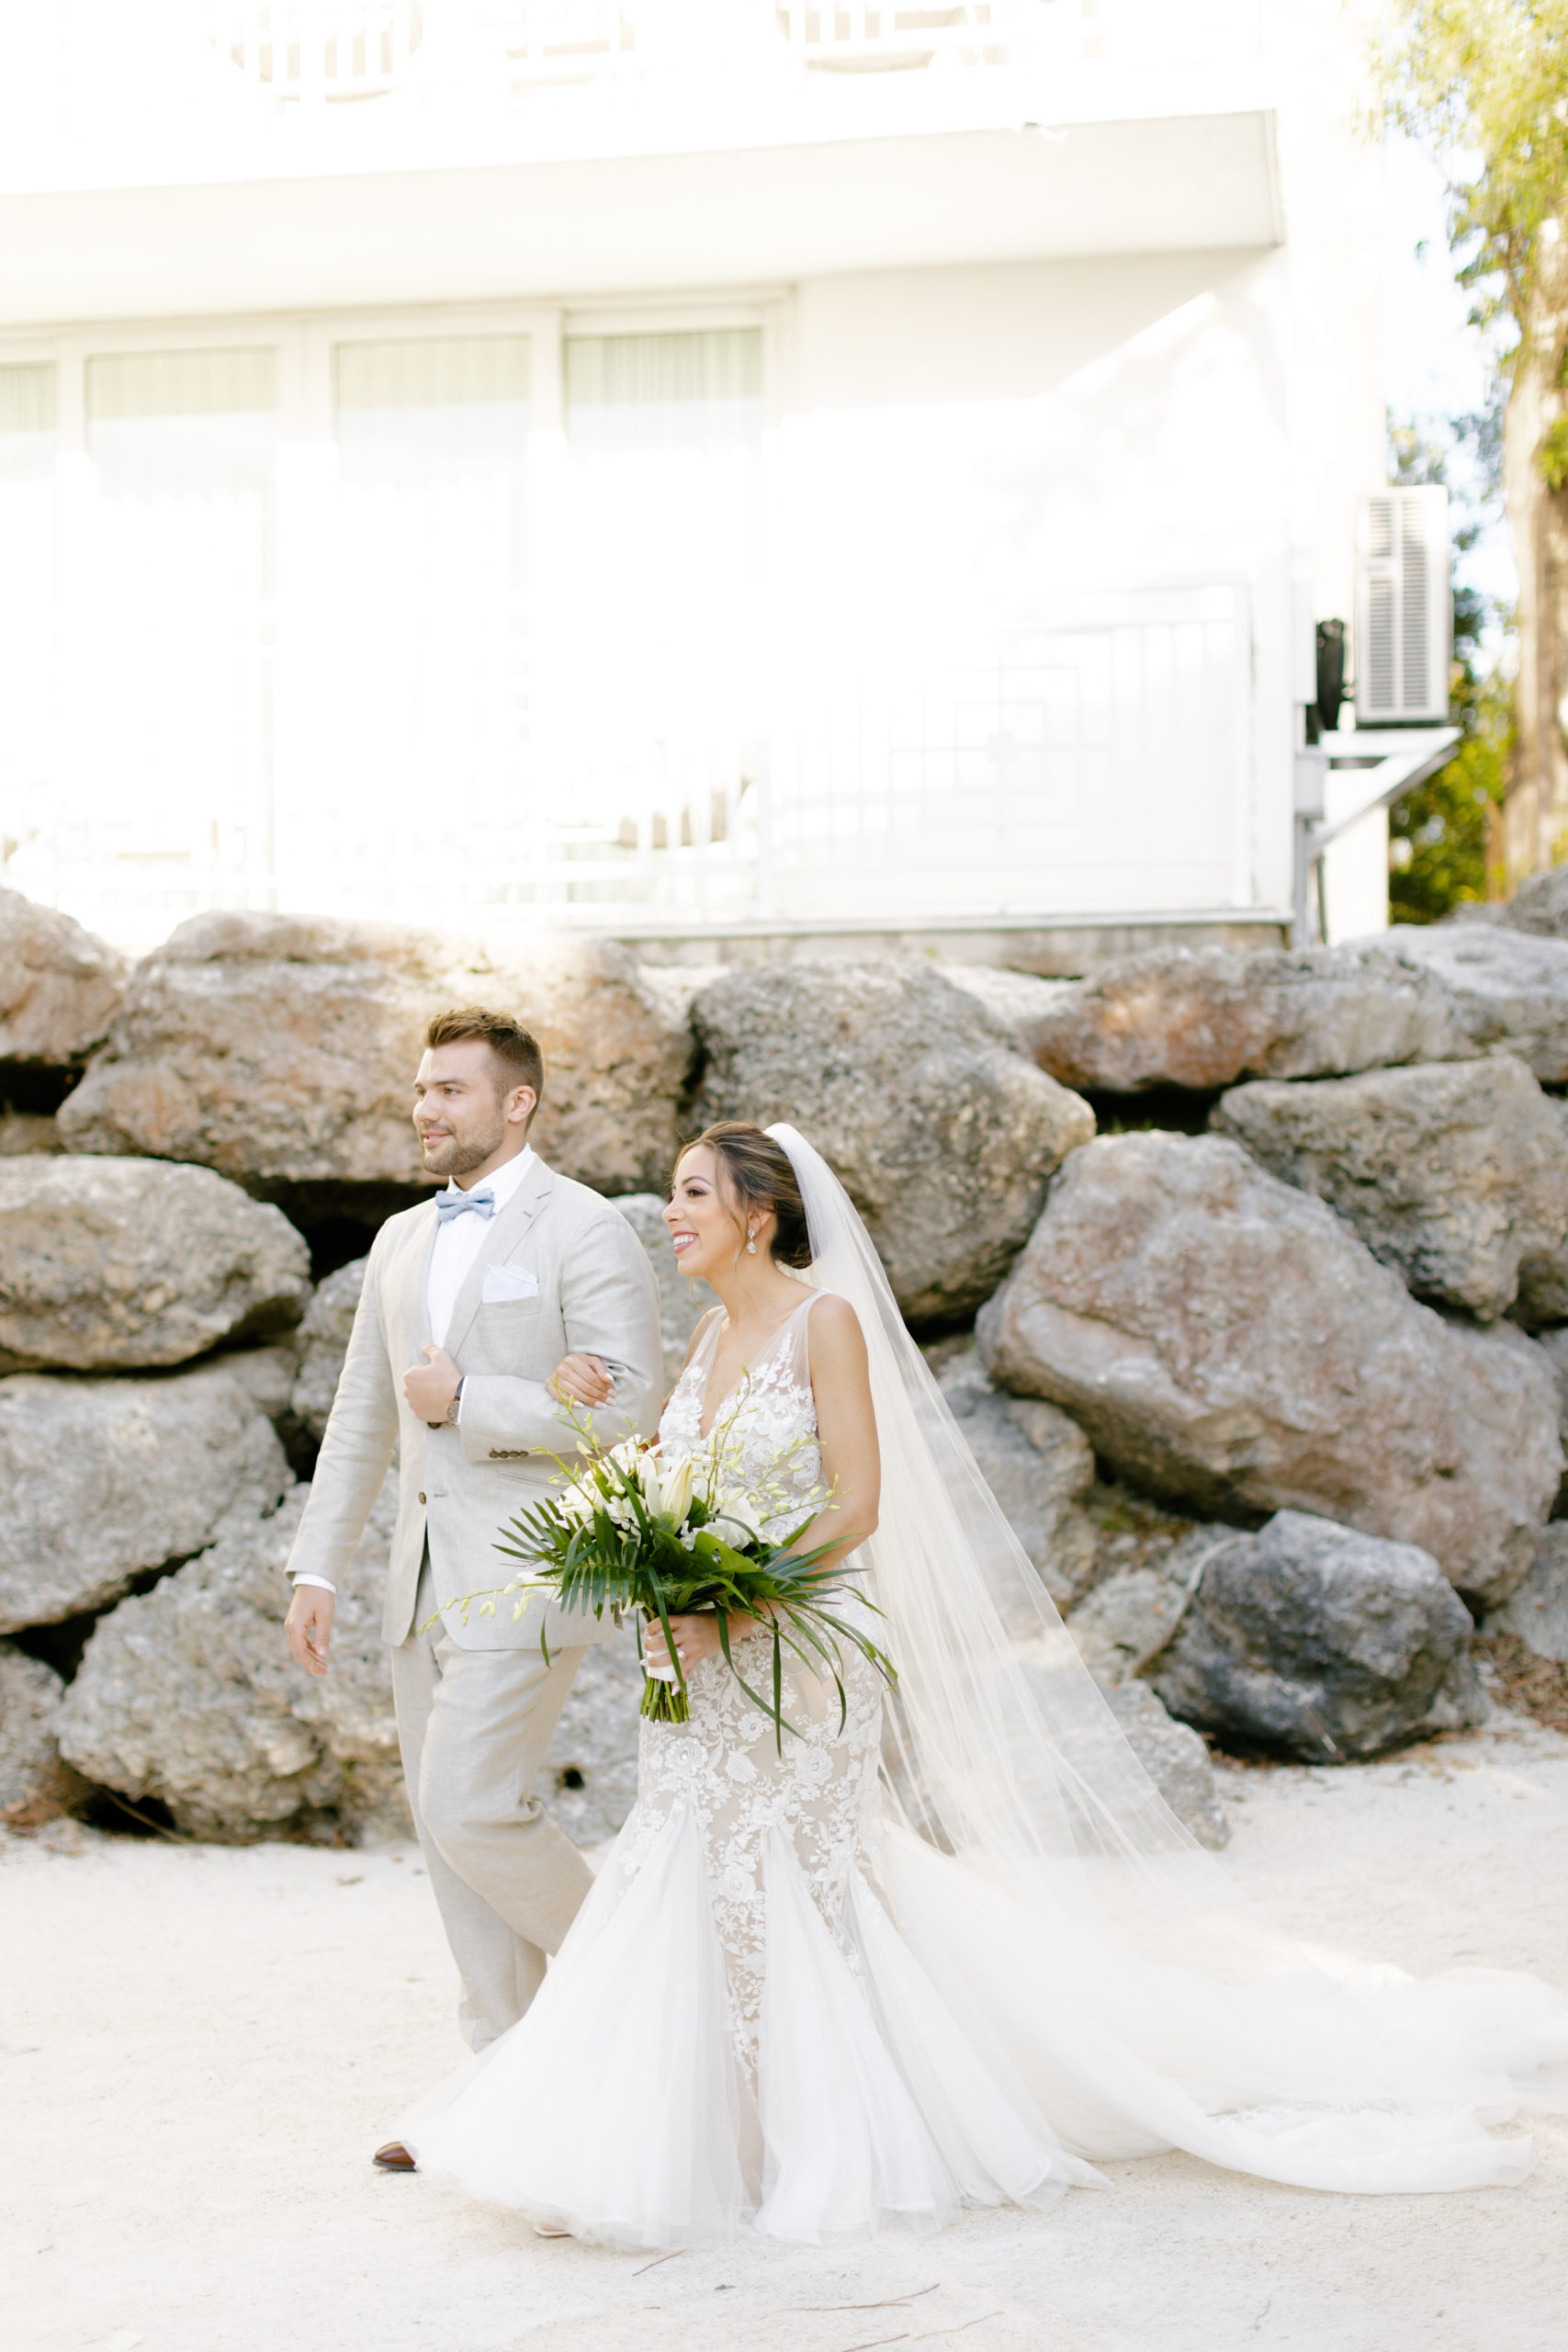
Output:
[1291, 725, 1461, 944]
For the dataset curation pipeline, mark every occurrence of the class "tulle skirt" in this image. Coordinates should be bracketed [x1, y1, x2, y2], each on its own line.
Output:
[400, 1633, 1566, 2247]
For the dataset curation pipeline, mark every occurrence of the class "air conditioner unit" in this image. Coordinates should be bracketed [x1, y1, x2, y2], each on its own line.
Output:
[1354, 486, 1452, 724]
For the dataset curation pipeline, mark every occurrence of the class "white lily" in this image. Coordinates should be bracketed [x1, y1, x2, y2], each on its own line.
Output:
[558, 1479, 596, 1525]
[660, 1453, 696, 1524]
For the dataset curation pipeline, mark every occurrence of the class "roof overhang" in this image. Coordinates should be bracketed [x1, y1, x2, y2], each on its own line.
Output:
[0, 109, 1281, 324]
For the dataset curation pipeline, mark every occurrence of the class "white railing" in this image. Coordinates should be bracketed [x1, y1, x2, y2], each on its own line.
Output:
[773, 1, 1041, 74]
[213, 3, 423, 103]
[12, 594, 1252, 944]
[774, 1, 1259, 74]
[486, 0, 637, 88]
[209, 0, 1258, 103]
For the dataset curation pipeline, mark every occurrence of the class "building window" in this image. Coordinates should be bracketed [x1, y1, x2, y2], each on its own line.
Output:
[555, 327, 766, 901]
[79, 349, 278, 922]
[0, 365, 56, 883]
[308, 334, 533, 910]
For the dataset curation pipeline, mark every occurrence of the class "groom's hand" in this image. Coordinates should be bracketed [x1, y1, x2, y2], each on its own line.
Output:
[549, 1354, 615, 1409]
[286, 1584, 334, 1678]
[404, 1344, 461, 1423]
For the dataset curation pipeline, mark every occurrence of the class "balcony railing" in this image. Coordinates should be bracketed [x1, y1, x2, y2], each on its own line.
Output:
[210, 0, 1258, 104]
[773, 2, 1041, 74]
[487, 0, 637, 89]
[214, 3, 423, 102]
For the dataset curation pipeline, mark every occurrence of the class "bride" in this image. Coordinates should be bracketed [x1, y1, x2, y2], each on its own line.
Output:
[400, 1121, 1568, 2246]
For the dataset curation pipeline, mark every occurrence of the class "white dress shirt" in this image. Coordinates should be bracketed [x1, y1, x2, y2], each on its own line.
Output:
[290, 1147, 535, 1597]
[427, 1145, 536, 1349]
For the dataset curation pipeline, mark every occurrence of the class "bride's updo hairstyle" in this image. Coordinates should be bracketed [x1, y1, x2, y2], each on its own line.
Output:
[678, 1122, 814, 1270]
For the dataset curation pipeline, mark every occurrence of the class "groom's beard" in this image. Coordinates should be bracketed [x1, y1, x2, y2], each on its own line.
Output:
[419, 1115, 506, 1182]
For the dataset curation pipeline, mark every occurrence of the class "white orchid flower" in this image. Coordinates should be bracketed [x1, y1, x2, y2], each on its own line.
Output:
[712, 1488, 764, 1544]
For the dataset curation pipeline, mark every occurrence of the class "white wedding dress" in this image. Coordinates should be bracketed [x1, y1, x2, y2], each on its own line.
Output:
[401, 1131, 1568, 2248]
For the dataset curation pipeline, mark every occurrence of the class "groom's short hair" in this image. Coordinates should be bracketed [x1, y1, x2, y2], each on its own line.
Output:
[423, 1007, 544, 1112]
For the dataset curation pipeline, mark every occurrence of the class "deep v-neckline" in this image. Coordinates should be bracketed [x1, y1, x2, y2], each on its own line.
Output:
[695, 1295, 815, 1441]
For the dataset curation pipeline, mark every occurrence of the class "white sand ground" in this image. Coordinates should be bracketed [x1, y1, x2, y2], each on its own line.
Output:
[6, 1716, 1567, 2352]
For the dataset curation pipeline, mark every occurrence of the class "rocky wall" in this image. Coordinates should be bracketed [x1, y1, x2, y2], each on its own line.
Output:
[9, 888, 1568, 1849]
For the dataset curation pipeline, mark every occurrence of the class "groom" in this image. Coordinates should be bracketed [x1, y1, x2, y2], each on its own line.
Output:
[283, 1006, 663, 2163]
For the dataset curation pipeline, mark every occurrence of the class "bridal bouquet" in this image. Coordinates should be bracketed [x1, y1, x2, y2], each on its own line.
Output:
[460, 1406, 893, 1741]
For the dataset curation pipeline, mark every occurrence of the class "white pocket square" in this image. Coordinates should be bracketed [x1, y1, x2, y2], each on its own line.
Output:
[482, 1265, 540, 1304]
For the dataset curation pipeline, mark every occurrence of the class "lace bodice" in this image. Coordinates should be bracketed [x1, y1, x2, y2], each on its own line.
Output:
[658, 1294, 825, 1543]
[627, 1285, 885, 2082]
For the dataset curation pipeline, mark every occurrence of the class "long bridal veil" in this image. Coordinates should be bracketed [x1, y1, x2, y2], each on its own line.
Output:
[768, 1123, 1568, 2190]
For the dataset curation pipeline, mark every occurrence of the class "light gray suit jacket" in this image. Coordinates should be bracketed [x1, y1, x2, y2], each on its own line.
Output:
[285, 1156, 664, 1651]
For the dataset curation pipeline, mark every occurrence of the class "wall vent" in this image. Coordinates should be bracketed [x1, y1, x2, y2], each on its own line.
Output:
[1355, 486, 1451, 725]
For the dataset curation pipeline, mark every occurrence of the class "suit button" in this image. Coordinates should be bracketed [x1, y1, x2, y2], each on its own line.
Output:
[417, 1491, 426, 1505]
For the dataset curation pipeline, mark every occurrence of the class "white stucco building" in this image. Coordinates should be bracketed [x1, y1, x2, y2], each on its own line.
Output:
[0, 2, 1453, 963]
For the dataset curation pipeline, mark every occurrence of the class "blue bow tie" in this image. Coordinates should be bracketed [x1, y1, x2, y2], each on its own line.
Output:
[435, 1186, 497, 1224]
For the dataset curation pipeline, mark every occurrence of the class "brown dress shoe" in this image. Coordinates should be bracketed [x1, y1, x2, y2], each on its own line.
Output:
[373, 2141, 416, 2172]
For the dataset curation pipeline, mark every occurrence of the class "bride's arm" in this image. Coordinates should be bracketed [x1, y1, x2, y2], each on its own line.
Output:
[649, 1296, 880, 1670]
[781, 1293, 880, 1575]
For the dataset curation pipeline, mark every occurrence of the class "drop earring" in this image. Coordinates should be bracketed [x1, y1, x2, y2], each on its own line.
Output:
[747, 1230, 757, 1254]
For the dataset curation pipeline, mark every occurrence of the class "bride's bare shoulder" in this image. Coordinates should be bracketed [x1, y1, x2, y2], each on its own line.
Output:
[805, 1291, 867, 1361]
[675, 1304, 725, 1373]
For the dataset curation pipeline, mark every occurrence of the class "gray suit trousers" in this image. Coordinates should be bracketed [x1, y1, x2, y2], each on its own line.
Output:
[392, 1557, 593, 2050]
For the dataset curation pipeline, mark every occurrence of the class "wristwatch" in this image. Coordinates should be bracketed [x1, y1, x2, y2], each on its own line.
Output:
[445, 1377, 466, 1425]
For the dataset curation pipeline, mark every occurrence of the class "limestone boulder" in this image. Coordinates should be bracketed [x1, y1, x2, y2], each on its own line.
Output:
[1497, 865, 1568, 939]
[976, 1132, 1561, 1607]
[0, 1157, 310, 1374]
[1067, 1568, 1190, 1685]
[609, 1195, 717, 1392]
[1516, 1238, 1568, 1329]
[1508, 1099, 1568, 1326]
[931, 1340, 1097, 1611]
[1026, 926, 1568, 1093]
[936, 965, 1077, 1062]
[0, 1113, 62, 1158]
[1212, 1056, 1568, 1321]
[57, 914, 693, 1195]
[692, 961, 1095, 1322]
[0, 888, 126, 1064]
[1098, 1680, 1230, 1849]
[59, 1470, 649, 1847]
[0, 1644, 89, 1824]
[1076, 1484, 1208, 1592]
[1488, 1524, 1568, 1664]
[1151, 1510, 1487, 1763]
[495, 938, 696, 1196]
[58, 1479, 409, 1842]
[218, 1342, 302, 1428]
[1062, 1522, 1251, 1685]
[0, 1363, 290, 1634]
[1529, 1329, 1568, 1510]
[1380, 923, 1568, 1083]
[1024, 941, 1469, 1093]
[289, 1258, 367, 1441]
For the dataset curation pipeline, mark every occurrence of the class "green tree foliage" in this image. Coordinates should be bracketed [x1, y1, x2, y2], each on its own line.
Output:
[1382, 3, 1568, 341]
[1382, 7, 1568, 891]
[1385, 418, 1510, 922]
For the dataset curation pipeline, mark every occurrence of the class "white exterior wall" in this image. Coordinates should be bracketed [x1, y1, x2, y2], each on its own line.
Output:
[780, 250, 1291, 922]
[0, 0, 1393, 958]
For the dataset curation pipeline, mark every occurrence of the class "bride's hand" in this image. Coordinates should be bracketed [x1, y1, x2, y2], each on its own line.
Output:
[644, 1612, 728, 1674]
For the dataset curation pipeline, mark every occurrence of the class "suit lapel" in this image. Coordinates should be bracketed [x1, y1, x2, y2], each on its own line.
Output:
[442, 1156, 556, 1363]
[387, 1196, 441, 1359]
